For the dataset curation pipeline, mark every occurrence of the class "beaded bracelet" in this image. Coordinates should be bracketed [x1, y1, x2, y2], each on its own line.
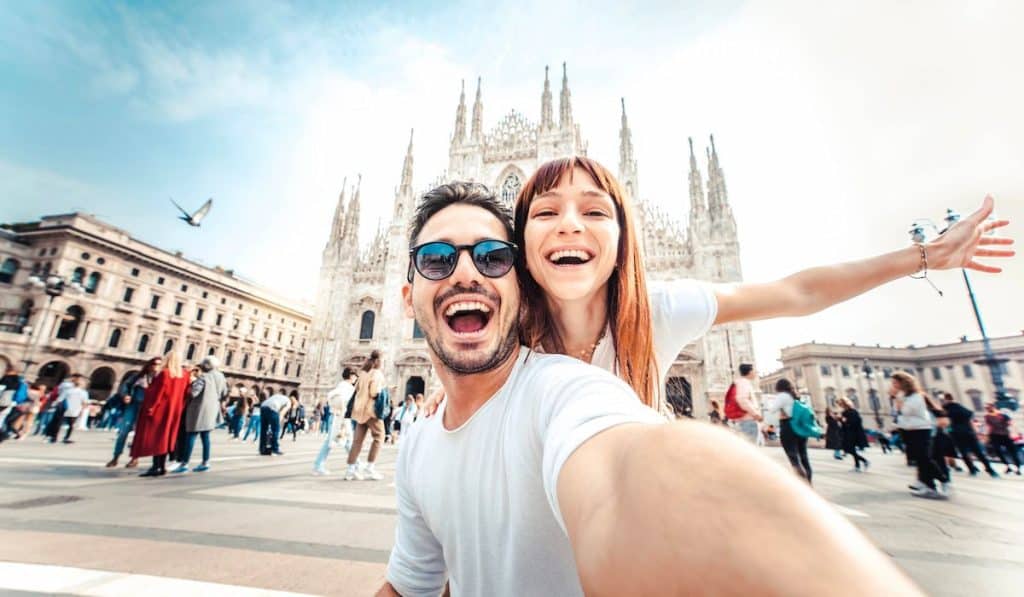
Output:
[909, 243, 943, 296]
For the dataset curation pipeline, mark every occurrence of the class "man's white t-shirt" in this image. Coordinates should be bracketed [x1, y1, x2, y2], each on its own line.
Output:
[261, 394, 290, 412]
[62, 387, 89, 418]
[589, 279, 717, 408]
[326, 380, 355, 412]
[386, 348, 664, 597]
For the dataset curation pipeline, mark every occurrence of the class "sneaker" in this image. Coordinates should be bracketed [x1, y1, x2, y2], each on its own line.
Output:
[343, 467, 363, 481]
[272, 451, 284, 456]
[193, 464, 209, 473]
[363, 468, 383, 481]
[969, 469, 979, 477]
[863, 460, 870, 472]
[850, 467, 862, 473]
[171, 464, 190, 474]
[105, 458, 119, 468]
[911, 487, 948, 500]
[987, 470, 999, 478]
[940, 481, 951, 495]
[312, 467, 330, 476]
[1006, 467, 1013, 474]
[908, 481, 926, 491]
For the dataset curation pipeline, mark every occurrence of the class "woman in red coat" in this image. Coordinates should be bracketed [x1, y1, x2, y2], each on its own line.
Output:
[132, 351, 189, 477]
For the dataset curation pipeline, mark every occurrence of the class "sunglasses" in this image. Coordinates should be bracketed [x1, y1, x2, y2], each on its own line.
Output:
[407, 239, 517, 282]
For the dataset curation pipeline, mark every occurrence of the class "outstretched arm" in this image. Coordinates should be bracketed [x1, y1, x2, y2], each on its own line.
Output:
[714, 195, 1013, 325]
[558, 421, 923, 596]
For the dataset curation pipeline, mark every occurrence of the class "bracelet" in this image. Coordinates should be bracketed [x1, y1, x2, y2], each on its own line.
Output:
[908, 243, 943, 296]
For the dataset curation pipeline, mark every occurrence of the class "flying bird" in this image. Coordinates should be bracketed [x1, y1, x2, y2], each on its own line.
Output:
[170, 197, 213, 227]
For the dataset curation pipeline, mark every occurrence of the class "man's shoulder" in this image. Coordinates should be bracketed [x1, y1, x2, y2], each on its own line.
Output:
[519, 351, 627, 386]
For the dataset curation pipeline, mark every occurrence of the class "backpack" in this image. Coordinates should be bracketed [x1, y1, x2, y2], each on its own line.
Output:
[790, 399, 824, 439]
[723, 383, 746, 420]
[374, 387, 392, 421]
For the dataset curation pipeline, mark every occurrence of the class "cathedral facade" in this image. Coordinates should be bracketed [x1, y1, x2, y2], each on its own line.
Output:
[300, 64, 754, 418]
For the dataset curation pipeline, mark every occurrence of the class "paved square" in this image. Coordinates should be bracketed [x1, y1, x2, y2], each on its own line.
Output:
[0, 428, 1020, 595]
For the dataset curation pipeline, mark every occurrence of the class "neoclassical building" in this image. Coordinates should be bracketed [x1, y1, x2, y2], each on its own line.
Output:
[301, 65, 755, 417]
[758, 334, 1024, 430]
[0, 213, 312, 400]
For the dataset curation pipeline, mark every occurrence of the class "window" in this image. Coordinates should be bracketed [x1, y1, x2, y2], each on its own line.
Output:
[123, 287, 135, 303]
[81, 252, 90, 260]
[138, 333, 151, 353]
[241, 353, 250, 369]
[181, 284, 188, 292]
[840, 366, 850, 378]
[131, 268, 140, 277]
[966, 389, 983, 411]
[220, 298, 226, 305]
[215, 313, 223, 326]
[157, 276, 165, 285]
[257, 356, 264, 370]
[962, 364, 974, 379]
[56, 306, 84, 340]
[49, 247, 57, 256]
[38, 248, 46, 257]
[72, 267, 86, 284]
[196, 307, 204, 321]
[249, 322, 255, 335]
[284, 362, 291, 375]
[208, 346, 216, 356]
[0, 258, 19, 284]
[164, 339, 174, 354]
[96, 257, 105, 265]
[85, 272, 101, 294]
[270, 359, 277, 374]
[819, 365, 832, 376]
[202, 291, 208, 298]
[225, 350, 234, 367]
[174, 302, 184, 316]
[413, 320, 425, 339]
[359, 311, 375, 340]
[277, 331, 282, 342]
[931, 367, 942, 381]
[301, 337, 306, 349]
[263, 328, 269, 339]
[296, 364, 301, 377]
[108, 328, 122, 348]
[150, 295, 161, 309]
[233, 318, 240, 331]
[186, 344, 196, 360]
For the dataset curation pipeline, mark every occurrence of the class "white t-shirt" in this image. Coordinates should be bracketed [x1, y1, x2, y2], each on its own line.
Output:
[395, 402, 417, 427]
[261, 394, 290, 412]
[589, 279, 717, 408]
[326, 380, 355, 412]
[62, 388, 89, 418]
[386, 348, 664, 597]
[768, 392, 794, 420]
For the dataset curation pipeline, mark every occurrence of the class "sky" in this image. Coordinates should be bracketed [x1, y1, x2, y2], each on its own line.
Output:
[1, 0, 1021, 370]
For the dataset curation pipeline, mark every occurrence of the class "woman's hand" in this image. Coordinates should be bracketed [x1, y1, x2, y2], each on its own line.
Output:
[423, 388, 445, 418]
[928, 195, 1014, 272]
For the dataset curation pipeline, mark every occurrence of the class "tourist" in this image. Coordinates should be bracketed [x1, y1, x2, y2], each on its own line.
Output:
[825, 407, 844, 459]
[173, 356, 227, 474]
[50, 375, 88, 444]
[380, 181, 920, 596]
[343, 349, 387, 481]
[133, 351, 190, 477]
[769, 378, 812, 483]
[984, 402, 1021, 475]
[892, 372, 948, 498]
[281, 391, 302, 441]
[242, 396, 261, 443]
[392, 394, 418, 444]
[259, 391, 290, 456]
[313, 367, 356, 475]
[943, 393, 998, 477]
[930, 405, 956, 493]
[723, 364, 762, 442]
[708, 399, 723, 425]
[838, 397, 870, 472]
[106, 357, 161, 468]
[227, 384, 248, 440]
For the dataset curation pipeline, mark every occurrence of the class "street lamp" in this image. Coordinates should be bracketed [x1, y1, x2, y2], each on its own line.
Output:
[861, 358, 883, 428]
[21, 273, 85, 375]
[909, 211, 1017, 411]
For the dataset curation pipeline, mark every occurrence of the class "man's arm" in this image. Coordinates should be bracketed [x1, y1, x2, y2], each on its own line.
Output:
[558, 421, 922, 596]
[714, 196, 1012, 325]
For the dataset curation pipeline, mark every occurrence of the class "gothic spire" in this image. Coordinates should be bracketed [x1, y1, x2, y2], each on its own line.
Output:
[618, 97, 635, 175]
[344, 174, 362, 242]
[471, 76, 483, 140]
[452, 79, 466, 146]
[540, 65, 553, 130]
[329, 176, 348, 243]
[559, 62, 573, 130]
[687, 138, 705, 214]
[706, 134, 729, 211]
[400, 129, 414, 193]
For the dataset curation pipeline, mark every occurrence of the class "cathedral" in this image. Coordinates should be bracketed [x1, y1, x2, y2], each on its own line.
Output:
[300, 64, 754, 418]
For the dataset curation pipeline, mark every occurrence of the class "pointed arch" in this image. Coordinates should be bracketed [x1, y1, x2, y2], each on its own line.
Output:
[495, 165, 527, 206]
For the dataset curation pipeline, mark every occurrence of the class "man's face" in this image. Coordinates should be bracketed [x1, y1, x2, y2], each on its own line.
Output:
[403, 204, 520, 375]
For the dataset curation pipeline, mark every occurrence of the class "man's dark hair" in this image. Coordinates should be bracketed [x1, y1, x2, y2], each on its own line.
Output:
[342, 367, 356, 380]
[738, 364, 754, 377]
[408, 181, 513, 248]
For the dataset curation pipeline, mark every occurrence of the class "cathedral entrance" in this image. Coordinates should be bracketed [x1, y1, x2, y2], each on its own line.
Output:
[405, 376, 425, 398]
[665, 376, 693, 418]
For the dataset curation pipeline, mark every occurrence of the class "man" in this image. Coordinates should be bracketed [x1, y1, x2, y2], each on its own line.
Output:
[313, 367, 357, 475]
[943, 393, 997, 477]
[0, 366, 28, 441]
[50, 376, 88, 444]
[259, 391, 290, 456]
[727, 363, 762, 443]
[984, 402, 1021, 475]
[378, 182, 920, 596]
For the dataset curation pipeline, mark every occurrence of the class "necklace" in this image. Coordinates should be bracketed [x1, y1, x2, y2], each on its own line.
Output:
[577, 327, 607, 363]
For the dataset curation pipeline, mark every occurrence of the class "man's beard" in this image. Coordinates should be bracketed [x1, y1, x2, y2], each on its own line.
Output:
[426, 321, 519, 375]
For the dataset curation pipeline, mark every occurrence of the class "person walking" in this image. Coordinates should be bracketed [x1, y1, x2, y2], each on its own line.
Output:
[227, 384, 248, 440]
[259, 391, 290, 456]
[930, 406, 956, 493]
[173, 356, 227, 473]
[242, 397, 261, 442]
[943, 393, 998, 477]
[984, 402, 1021, 475]
[892, 371, 947, 499]
[769, 378, 813, 483]
[106, 358, 160, 468]
[132, 351, 189, 477]
[50, 376, 88, 444]
[723, 364, 761, 443]
[392, 394, 418, 445]
[344, 349, 387, 481]
[281, 391, 302, 442]
[825, 407, 843, 460]
[838, 397, 870, 472]
[313, 367, 357, 475]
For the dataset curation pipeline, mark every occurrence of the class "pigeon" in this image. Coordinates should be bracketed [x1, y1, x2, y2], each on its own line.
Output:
[170, 197, 213, 227]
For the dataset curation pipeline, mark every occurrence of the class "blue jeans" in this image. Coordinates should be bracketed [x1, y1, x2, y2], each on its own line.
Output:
[182, 430, 211, 464]
[230, 411, 244, 438]
[260, 407, 280, 455]
[737, 420, 760, 443]
[112, 403, 139, 459]
[243, 414, 260, 441]
[313, 413, 336, 470]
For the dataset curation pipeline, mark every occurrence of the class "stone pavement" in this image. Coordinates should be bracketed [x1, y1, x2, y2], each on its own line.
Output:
[0, 427, 1021, 596]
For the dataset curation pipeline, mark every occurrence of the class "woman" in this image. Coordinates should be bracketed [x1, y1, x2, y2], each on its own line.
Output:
[825, 407, 844, 460]
[132, 352, 189, 477]
[107, 357, 161, 469]
[838, 398, 870, 472]
[173, 356, 227, 474]
[984, 402, 1022, 475]
[242, 396, 261, 442]
[892, 371, 947, 499]
[513, 157, 1011, 409]
[769, 378, 812, 483]
[393, 394, 418, 444]
[708, 400, 724, 426]
[344, 350, 386, 481]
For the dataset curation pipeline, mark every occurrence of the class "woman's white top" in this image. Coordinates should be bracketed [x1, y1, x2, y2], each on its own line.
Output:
[768, 392, 795, 420]
[898, 393, 934, 430]
[588, 279, 718, 409]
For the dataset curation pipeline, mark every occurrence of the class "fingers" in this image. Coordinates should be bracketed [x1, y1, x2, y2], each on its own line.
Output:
[965, 195, 995, 224]
[978, 236, 1014, 246]
[972, 249, 1016, 258]
[965, 261, 1003, 274]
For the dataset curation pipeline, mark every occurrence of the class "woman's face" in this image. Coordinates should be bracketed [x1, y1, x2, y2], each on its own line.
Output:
[523, 167, 621, 304]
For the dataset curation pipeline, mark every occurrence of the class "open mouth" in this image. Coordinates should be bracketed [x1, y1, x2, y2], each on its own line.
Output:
[442, 300, 494, 336]
[546, 248, 594, 266]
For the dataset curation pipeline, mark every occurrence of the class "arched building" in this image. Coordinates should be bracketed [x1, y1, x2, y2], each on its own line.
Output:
[301, 65, 755, 417]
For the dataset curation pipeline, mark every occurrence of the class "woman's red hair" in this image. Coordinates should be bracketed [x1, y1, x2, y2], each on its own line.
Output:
[513, 156, 657, 407]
